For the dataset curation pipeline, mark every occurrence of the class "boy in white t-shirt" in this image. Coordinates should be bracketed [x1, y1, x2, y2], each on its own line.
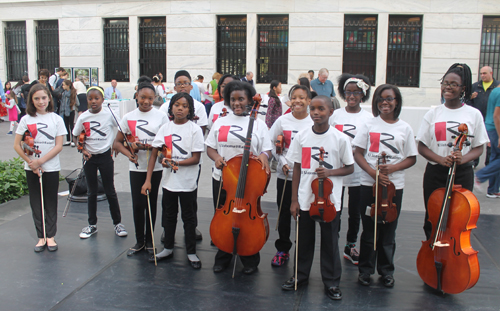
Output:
[282, 95, 354, 301]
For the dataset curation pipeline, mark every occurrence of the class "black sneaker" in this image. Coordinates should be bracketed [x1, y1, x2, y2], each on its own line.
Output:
[343, 243, 359, 265]
[80, 225, 97, 239]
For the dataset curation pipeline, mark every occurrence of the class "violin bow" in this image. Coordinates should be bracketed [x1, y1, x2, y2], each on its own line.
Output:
[146, 189, 157, 266]
[275, 174, 288, 231]
[373, 156, 380, 251]
[107, 103, 139, 169]
[295, 212, 299, 290]
[39, 171, 47, 243]
[215, 158, 225, 210]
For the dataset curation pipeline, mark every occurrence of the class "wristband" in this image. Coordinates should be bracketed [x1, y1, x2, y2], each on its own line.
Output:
[260, 151, 269, 159]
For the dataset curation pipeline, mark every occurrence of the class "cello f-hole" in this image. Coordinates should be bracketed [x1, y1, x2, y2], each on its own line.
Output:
[246, 202, 255, 220]
[451, 237, 460, 256]
[224, 200, 234, 215]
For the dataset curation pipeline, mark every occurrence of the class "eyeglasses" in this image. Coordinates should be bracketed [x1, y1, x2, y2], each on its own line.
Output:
[377, 97, 395, 103]
[441, 82, 462, 88]
[345, 91, 363, 97]
[175, 82, 191, 87]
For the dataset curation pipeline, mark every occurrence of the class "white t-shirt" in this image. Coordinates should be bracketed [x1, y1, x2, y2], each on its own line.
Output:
[193, 81, 207, 101]
[269, 113, 314, 180]
[286, 126, 354, 212]
[17, 112, 67, 172]
[159, 98, 208, 127]
[205, 113, 273, 181]
[72, 108, 118, 154]
[329, 107, 373, 187]
[152, 121, 205, 192]
[120, 108, 170, 172]
[352, 116, 418, 190]
[416, 104, 489, 165]
[208, 101, 233, 130]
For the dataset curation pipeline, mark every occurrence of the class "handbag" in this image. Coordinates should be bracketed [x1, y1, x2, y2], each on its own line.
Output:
[65, 168, 106, 202]
[153, 85, 164, 107]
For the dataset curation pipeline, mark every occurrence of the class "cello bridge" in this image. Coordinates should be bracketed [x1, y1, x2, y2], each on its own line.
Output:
[232, 208, 247, 214]
[433, 241, 450, 248]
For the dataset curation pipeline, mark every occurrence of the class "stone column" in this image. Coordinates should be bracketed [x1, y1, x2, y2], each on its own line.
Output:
[375, 13, 388, 86]
[26, 20, 37, 81]
[129, 16, 139, 84]
[246, 14, 257, 79]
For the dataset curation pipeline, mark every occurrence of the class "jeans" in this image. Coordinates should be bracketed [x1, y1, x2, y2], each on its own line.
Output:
[476, 130, 500, 194]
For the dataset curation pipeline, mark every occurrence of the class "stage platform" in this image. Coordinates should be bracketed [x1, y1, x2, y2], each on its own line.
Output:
[1, 193, 499, 311]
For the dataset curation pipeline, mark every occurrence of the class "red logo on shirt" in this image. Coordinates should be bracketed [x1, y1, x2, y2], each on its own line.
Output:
[335, 124, 343, 132]
[302, 147, 311, 169]
[434, 121, 461, 142]
[283, 130, 292, 148]
[128, 120, 137, 136]
[336, 124, 356, 139]
[27, 124, 38, 139]
[212, 115, 219, 123]
[164, 135, 173, 150]
[217, 125, 245, 143]
[83, 122, 92, 137]
[369, 132, 381, 152]
[369, 132, 399, 154]
[82, 121, 105, 136]
[218, 126, 230, 142]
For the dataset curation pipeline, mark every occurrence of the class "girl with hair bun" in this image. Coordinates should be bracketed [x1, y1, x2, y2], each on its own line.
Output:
[330, 73, 373, 266]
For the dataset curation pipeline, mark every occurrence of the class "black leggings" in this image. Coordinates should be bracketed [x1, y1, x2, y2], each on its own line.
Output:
[340, 186, 362, 244]
[275, 177, 292, 253]
[62, 111, 75, 142]
[84, 149, 121, 226]
[130, 170, 162, 245]
[26, 170, 59, 238]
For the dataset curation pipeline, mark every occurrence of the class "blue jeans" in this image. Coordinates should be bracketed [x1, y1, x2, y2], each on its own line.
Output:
[476, 130, 500, 193]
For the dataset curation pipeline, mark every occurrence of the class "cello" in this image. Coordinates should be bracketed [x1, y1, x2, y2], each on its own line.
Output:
[309, 147, 336, 223]
[416, 123, 480, 294]
[209, 94, 270, 266]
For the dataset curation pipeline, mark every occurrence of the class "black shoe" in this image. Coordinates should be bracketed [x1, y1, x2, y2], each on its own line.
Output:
[382, 275, 394, 288]
[213, 264, 227, 273]
[47, 244, 58, 252]
[242, 266, 257, 275]
[189, 259, 202, 269]
[160, 230, 165, 243]
[325, 286, 342, 300]
[34, 244, 46, 253]
[281, 277, 308, 291]
[145, 242, 155, 255]
[127, 243, 145, 256]
[210, 240, 215, 246]
[358, 273, 371, 286]
[195, 228, 203, 241]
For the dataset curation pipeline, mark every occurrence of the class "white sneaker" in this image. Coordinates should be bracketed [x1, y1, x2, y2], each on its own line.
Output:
[80, 225, 97, 239]
[63, 141, 71, 146]
[70, 142, 76, 147]
[114, 223, 128, 237]
[486, 192, 500, 198]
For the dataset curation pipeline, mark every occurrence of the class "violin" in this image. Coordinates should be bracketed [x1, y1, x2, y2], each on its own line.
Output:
[157, 145, 178, 172]
[210, 94, 270, 260]
[371, 152, 398, 224]
[125, 134, 152, 151]
[416, 123, 480, 294]
[309, 147, 336, 223]
[21, 130, 41, 157]
[77, 131, 86, 152]
[275, 134, 284, 155]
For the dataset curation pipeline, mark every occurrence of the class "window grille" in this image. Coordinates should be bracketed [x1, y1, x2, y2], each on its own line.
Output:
[139, 17, 166, 79]
[36, 20, 59, 74]
[217, 15, 247, 77]
[343, 15, 377, 86]
[386, 15, 422, 87]
[103, 18, 129, 82]
[257, 15, 288, 84]
[4, 21, 27, 81]
[480, 16, 500, 81]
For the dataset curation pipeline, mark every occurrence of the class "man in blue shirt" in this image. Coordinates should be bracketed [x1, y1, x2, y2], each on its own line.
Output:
[476, 86, 500, 198]
[311, 68, 335, 97]
[104, 79, 123, 100]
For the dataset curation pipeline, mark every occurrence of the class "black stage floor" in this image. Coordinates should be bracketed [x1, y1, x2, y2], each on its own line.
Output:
[1, 193, 499, 311]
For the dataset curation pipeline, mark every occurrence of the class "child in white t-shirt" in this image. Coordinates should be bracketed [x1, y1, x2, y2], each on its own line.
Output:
[282, 95, 354, 301]
[13, 83, 67, 252]
[329, 74, 373, 266]
[268, 84, 314, 267]
[72, 86, 127, 239]
[352, 84, 417, 288]
[142, 93, 204, 269]
[113, 83, 169, 257]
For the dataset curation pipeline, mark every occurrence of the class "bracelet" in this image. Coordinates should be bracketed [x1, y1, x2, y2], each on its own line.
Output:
[260, 151, 269, 159]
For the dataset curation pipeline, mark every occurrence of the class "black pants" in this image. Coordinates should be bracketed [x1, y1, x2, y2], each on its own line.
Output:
[212, 177, 260, 268]
[359, 185, 403, 276]
[422, 163, 474, 240]
[162, 188, 197, 254]
[275, 177, 292, 253]
[130, 170, 162, 245]
[192, 165, 201, 227]
[340, 186, 362, 244]
[295, 210, 342, 288]
[77, 94, 88, 112]
[84, 149, 121, 226]
[62, 111, 75, 142]
[26, 170, 59, 238]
